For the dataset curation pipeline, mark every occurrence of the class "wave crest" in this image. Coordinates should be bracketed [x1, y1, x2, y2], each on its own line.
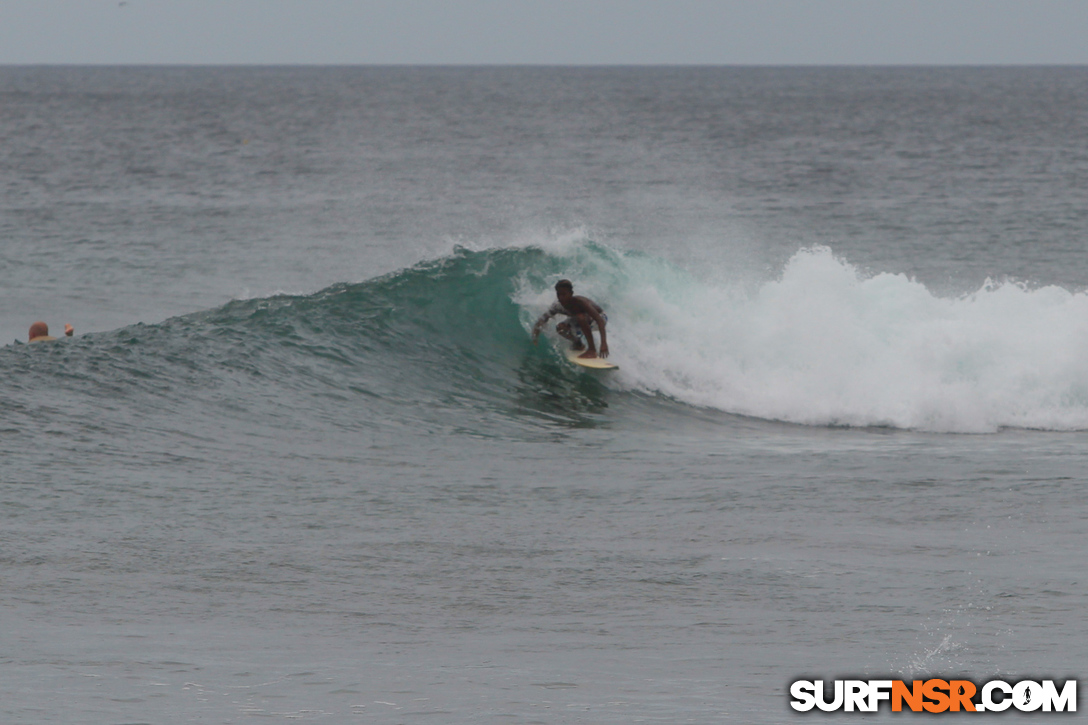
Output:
[11, 239, 1088, 434]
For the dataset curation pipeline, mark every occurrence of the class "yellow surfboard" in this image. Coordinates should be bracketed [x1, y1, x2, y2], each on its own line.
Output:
[564, 347, 618, 370]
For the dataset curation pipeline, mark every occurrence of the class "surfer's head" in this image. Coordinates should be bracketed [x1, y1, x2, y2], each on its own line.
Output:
[554, 279, 574, 304]
[28, 321, 48, 341]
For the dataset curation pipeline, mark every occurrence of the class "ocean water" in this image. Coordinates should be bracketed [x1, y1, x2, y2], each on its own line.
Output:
[2, 66, 1087, 723]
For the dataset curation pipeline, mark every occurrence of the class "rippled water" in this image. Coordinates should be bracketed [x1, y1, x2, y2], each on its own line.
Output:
[2, 66, 1086, 723]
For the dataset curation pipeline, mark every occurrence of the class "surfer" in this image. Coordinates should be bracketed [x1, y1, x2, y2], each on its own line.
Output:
[531, 279, 609, 359]
[28, 321, 74, 343]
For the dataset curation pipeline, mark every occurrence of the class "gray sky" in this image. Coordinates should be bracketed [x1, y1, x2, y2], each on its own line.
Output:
[1, 0, 1087, 65]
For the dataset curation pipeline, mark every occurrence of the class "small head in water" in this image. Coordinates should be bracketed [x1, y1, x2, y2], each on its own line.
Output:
[28, 321, 49, 341]
[27, 321, 73, 343]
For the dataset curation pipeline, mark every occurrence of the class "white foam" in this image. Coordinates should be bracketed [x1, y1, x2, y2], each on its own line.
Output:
[530, 245, 1088, 432]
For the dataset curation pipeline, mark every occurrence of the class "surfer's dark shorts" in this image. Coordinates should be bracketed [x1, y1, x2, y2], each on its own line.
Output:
[561, 312, 607, 338]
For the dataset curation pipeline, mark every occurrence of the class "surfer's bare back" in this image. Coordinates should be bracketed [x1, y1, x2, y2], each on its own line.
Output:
[531, 279, 609, 359]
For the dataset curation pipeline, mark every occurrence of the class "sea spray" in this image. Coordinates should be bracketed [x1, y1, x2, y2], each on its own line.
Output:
[590, 245, 1088, 432]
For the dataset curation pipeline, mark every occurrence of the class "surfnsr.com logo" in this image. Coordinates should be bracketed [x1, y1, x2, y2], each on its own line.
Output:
[789, 679, 1076, 713]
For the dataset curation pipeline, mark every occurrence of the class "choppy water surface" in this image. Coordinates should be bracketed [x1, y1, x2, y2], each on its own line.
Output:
[2, 66, 1087, 723]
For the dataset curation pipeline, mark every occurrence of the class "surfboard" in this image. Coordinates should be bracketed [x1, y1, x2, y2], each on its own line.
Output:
[564, 347, 618, 370]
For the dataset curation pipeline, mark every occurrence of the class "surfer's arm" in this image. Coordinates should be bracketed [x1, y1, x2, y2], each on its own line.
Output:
[531, 309, 557, 342]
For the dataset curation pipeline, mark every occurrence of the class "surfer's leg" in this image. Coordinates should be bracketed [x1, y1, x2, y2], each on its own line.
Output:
[574, 314, 597, 358]
[557, 320, 585, 350]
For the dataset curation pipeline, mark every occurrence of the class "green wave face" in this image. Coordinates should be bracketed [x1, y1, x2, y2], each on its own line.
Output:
[3, 242, 636, 443]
